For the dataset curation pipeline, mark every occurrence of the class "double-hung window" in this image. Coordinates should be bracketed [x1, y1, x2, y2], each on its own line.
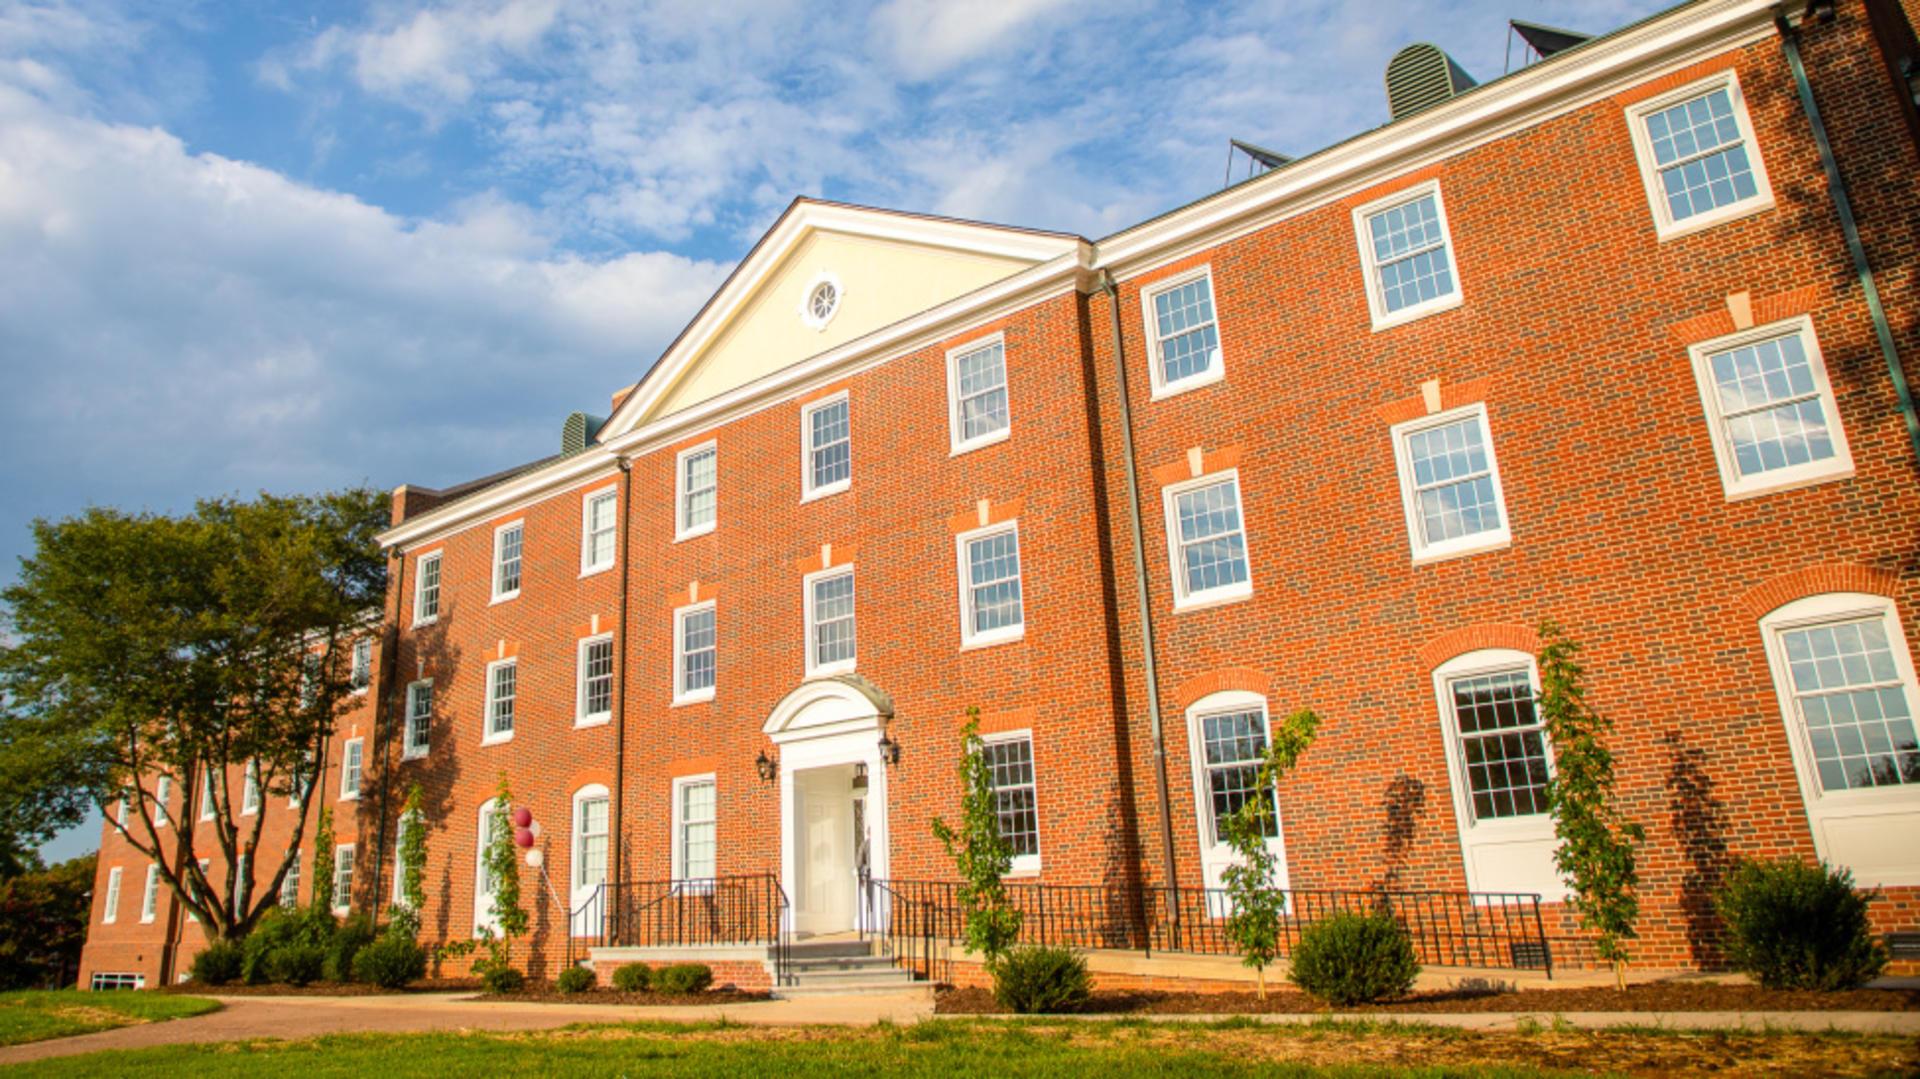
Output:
[413, 551, 441, 625]
[1688, 319, 1852, 499]
[484, 659, 516, 744]
[575, 792, 609, 892]
[673, 776, 717, 883]
[801, 393, 851, 500]
[1162, 472, 1252, 609]
[1353, 181, 1461, 329]
[947, 336, 1010, 452]
[242, 760, 261, 815]
[492, 522, 523, 602]
[103, 866, 122, 924]
[576, 635, 614, 726]
[956, 522, 1024, 646]
[1389, 403, 1513, 562]
[199, 772, 216, 821]
[350, 638, 372, 692]
[675, 602, 716, 703]
[280, 851, 301, 908]
[582, 488, 618, 574]
[677, 443, 718, 539]
[332, 844, 354, 912]
[188, 859, 209, 923]
[1431, 649, 1561, 896]
[341, 738, 363, 800]
[154, 776, 171, 828]
[140, 864, 159, 923]
[1184, 693, 1291, 897]
[474, 801, 504, 935]
[981, 734, 1040, 873]
[392, 813, 420, 907]
[1142, 268, 1224, 396]
[404, 680, 433, 759]
[805, 568, 856, 676]
[1627, 71, 1772, 239]
[1759, 593, 1920, 886]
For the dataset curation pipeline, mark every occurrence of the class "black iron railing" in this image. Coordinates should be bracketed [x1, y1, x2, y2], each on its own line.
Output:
[860, 878, 1550, 984]
[566, 873, 793, 985]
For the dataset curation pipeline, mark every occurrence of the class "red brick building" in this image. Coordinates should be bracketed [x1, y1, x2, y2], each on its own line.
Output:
[82, 0, 1920, 989]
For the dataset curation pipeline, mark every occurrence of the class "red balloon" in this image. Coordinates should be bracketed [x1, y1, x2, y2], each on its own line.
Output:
[511, 807, 532, 828]
[514, 827, 535, 848]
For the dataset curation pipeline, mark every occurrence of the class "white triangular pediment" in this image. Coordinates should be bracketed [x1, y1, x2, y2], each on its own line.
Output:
[605, 200, 1079, 436]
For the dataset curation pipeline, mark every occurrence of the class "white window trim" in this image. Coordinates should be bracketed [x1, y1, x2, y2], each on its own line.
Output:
[799, 391, 852, 503]
[803, 565, 857, 678]
[670, 773, 718, 884]
[91, 972, 146, 991]
[199, 771, 215, 822]
[1430, 648, 1565, 899]
[1388, 401, 1515, 565]
[575, 633, 616, 728]
[140, 863, 159, 923]
[482, 658, 517, 746]
[674, 441, 719, 541]
[1351, 179, 1464, 332]
[350, 638, 373, 695]
[955, 520, 1025, 649]
[412, 550, 442, 627]
[979, 729, 1041, 874]
[280, 851, 302, 908]
[490, 521, 524, 605]
[241, 760, 260, 815]
[1625, 69, 1776, 242]
[1140, 265, 1226, 399]
[154, 776, 171, 828]
[332, 843, 354, 914]
[571, 783, 611, 927]
[580, 487, 619, 578]
[340, 738, 363, 800]
[474, 799, 504, 937]
[1759, 592, 1920, 887]
[1160, 469, 1254, 612]
[944, 332, 1013, 455]
[1184, 691, 1290, 896]
[1686, 316, 1854, 501]
[392, 811, 421, 908]
[404, 679, 433, 760]
[797, 269, 844, 332]
[103, 866, 122, 924]
[673, 600, 717, 705]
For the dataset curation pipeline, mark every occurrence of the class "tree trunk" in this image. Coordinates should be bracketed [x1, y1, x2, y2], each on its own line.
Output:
[1256, 964, 1266, 1000]
[1613, 958, 1626, 992]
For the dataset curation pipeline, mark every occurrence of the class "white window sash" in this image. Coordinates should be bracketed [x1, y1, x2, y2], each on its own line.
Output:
[1350, 180, 1463, 331]
[1140, 267, 1226, 398]
[580, 488, 619, 575]
[1685, 317, 1853, 501]
[103, 866, 122, 924]
[945, 333, 1012, 453]
[671, 775, 718, 884]
[803, 567, 857, 676]
[483, 659, 516, 744]
[1388, 402, 1514, 564]
[1160, 470, 1254, 610]
[955, 521, 1025, 647]
[405, 680, 433, 759]
[350, 638, 373, 692]
[341, 739, 363, 799]
[800, 393, 852, 501]
[140, 864, 159, 923]
[491, 522, 524, 602]
[1624, 70, 1775, 241]
[576, 634, 615, 726]
[674, 601, 717, 703]
[979, 731, 1041, 873]
[413, 552, 441, 625]
[333, 845, 355, 911]
[676, 442, 719, 539]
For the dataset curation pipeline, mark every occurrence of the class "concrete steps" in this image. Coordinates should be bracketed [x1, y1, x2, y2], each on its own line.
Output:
[772, 939, 925, 998]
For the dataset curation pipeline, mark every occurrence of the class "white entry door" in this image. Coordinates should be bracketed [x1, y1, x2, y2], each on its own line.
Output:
[796, 765, 856, 935]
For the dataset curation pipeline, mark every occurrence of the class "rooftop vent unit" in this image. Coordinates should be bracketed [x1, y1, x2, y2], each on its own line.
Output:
[1385, 43, 1477, 121]
[562, 411, 606, 456]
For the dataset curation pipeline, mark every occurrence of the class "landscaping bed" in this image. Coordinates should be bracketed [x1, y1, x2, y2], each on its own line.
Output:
[935, 981, 1920, 1015]
[485, 986, 773, 1005]
[161, 978, 479, 996]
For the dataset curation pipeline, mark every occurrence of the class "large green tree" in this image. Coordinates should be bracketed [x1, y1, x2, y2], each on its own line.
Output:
[0, 488, 387, 941]
[0, 853, 95, 988]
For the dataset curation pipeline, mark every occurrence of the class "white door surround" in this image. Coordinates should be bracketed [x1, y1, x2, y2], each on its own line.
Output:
[763, 675, 893, 936]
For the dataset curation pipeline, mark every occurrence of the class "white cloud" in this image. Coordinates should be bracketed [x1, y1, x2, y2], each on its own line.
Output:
[868, 0, 1078, 78]
[273, 0, 560, 108]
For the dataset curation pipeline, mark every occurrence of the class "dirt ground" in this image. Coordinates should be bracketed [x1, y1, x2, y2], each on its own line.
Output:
[936, 981, 1920, 1014]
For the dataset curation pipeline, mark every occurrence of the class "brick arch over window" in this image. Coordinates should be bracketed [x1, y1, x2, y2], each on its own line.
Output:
[1739, 564, 1901, 621]
[565, 768, 616, 795]
[1415, 624, 1536, 671]
[1173, 667, 1271, 712]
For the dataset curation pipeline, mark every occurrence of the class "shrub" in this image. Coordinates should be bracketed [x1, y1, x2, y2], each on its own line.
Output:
[1289, 910, 1419, 1006]
[267, 943, 325, 986]
[242, 905, 335, 984]
[556, 965, 596, 994]
[1715, 858, 1889, 991]
[610, 963, 650, 992]
[481, 964, 526, 994]
[650, 963, 713, 995]
[352, 933, 427, 990]
[991, 946, 1091, 1014]
[325, 915, 377, 983]
[190, 940, 245, 986]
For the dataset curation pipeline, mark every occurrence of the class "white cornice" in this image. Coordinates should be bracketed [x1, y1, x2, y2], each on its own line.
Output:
[379, 452, 619, 552]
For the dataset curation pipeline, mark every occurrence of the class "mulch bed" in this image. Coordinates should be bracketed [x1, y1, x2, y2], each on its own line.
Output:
[935, 981, 1920, 1015]
[486, 987, 774, 1006]
[163, 978, 771, 1005]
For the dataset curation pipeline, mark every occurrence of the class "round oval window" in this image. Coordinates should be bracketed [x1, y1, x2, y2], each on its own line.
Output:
[808, 281, 838, 322]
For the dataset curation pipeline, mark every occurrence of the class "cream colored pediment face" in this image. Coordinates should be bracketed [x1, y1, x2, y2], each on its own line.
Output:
[642, 226, 1044, 423]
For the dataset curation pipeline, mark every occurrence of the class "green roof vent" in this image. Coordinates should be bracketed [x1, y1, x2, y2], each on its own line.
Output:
[561, 412, 606, 456]
[1385, 43, 1477, 121]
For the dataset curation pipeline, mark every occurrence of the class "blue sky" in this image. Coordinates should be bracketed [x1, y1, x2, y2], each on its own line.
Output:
[2, 0, 1670, 863]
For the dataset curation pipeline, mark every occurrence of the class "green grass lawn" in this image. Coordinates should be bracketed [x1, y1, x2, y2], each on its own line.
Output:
[0, 990, 221, 1047]
[6, 1017, 1914, 1078]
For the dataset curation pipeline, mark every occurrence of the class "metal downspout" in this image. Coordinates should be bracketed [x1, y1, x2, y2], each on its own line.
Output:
[370, 549, 406, 915]
[1776, 6, 1920, 472]
[1098, 270, 1181, 901]
[610, 457, 632, 890]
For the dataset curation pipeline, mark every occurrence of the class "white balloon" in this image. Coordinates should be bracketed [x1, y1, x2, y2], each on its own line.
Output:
[525, 848, 544, 868]
[528, 820, 543, 840]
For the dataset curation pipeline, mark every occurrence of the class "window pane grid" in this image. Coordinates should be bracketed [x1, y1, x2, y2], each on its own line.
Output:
[333, 847, 354, 908]
[418, 556, 440, 619]
[1368, 195, 1453, 313]
[811, 573, 856, 668]
[1406, 416, 1502, 544]
[966, 531, 1024, 635]
[1202, 710, 1278, 843]
[578, 797, 609, 889]
[488, 663, 515, 736]
[1645, 88, 1758, 221]
[1708, 334, 1833, 477]
[681, 608, 716, 693]
[683, 449, 717, 529]
[495, 525, 522, 595]
[1153, 277, 1220, 385]
[587, 492, 617, 567]
[809, 400, 850, 490]
[680, 782, 716, 880]
[343, 741, 362, 796]
[956, 343, 1009, 442]
[1175, 480, 1249, 596]
[1449, 670, 1551, 820]
[406, 683, 432, 755]
[982, 739, 1039, 858]
[281, 852, 301, 908]
[351, 639, 372, 689]
[582, 639, 614, 717]
[1783, 619, 1920, 792]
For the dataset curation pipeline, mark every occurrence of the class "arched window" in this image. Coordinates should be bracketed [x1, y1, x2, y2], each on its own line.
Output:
[1430, 648, 1562, 897]
[570, 784, 609, 937]
[1759, 592, 1920, 886]
[1183, 690, 1289, 896]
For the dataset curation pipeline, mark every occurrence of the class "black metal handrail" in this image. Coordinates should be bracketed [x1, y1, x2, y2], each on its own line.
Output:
[565, 873, 794, 985]
[862, 878, 1551, 983]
